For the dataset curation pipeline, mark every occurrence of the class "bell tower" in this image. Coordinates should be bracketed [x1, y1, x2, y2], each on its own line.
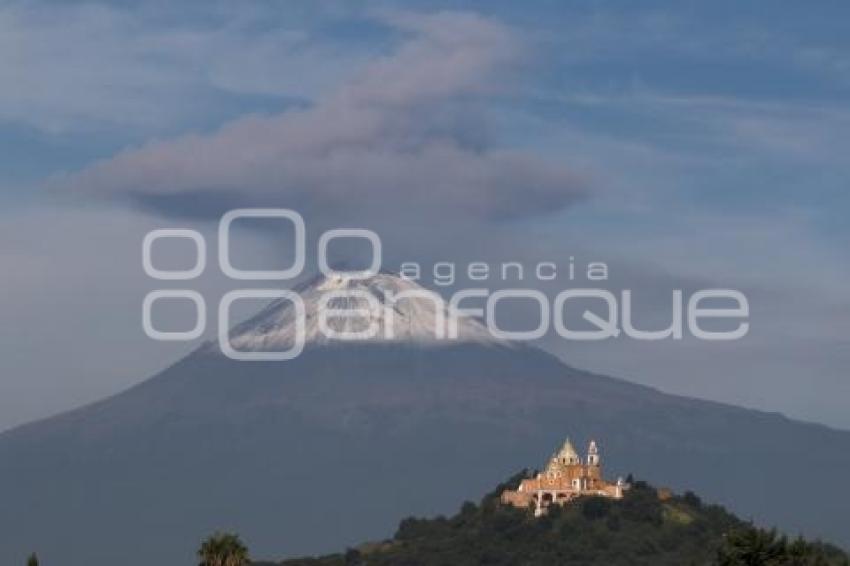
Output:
[587, 440, 600, 467]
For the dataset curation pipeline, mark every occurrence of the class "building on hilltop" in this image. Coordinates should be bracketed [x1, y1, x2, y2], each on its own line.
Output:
[501, 438, 627, 516]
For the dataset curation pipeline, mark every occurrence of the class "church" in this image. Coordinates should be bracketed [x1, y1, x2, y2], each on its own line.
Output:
[501, 438, 627, 516]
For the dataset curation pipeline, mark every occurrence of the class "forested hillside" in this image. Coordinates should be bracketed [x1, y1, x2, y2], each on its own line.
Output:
[262, 474, 848, 566]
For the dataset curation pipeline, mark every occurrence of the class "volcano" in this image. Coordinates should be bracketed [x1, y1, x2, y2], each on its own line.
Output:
[1, 273, 848, 565]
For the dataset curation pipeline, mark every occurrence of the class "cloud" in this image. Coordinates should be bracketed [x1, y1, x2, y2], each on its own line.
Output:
[52, 11, 588, 226]
[0, 2, 367, 133]
[0, 3, 191, 132]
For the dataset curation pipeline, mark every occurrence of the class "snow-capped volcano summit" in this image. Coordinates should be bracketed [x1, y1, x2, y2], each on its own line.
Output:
[223, 271, 503, 354]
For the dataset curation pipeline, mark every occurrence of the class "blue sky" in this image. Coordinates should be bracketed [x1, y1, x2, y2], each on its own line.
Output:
[1, 0, 848, 430]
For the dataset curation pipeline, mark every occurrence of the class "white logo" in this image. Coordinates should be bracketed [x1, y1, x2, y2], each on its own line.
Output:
[143, 208, 750, 360]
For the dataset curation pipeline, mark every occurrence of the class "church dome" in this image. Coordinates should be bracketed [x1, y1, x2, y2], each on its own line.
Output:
[557, 438, 581, 464]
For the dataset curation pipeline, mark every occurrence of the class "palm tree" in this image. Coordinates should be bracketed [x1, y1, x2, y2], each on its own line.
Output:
[197, 532, 249, 566]
[26, 553, 38, 566]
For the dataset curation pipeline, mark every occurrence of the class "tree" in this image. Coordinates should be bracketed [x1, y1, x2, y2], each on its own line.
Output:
[717, 528, 787, 565]
[581, 496, 612, 520]
[682, 490, 702, 508]
[27, 553, 38, 566]
[197, 532, 249, 566]
[344, 547, 362, 565]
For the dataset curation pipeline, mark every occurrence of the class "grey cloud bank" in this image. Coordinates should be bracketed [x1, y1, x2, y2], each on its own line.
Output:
[55, 11, 587, 225]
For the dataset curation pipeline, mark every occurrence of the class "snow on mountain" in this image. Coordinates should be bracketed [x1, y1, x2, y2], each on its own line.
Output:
[222, 271, 505, 353]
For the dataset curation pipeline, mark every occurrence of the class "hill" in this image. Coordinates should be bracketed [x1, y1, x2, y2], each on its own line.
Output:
[264, 476, 849, 566]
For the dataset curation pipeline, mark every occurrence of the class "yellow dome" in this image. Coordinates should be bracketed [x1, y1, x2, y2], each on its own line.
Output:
[557, 438, 580, 464]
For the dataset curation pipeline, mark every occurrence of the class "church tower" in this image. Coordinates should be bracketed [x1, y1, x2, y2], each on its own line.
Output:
[587, 440, 600, 467]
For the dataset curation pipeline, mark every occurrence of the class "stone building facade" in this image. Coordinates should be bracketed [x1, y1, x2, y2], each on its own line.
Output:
[501, 438, 626, 516]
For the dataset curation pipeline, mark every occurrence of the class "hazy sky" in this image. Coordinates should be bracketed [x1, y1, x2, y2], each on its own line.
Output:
[1, 0, 849, 431]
